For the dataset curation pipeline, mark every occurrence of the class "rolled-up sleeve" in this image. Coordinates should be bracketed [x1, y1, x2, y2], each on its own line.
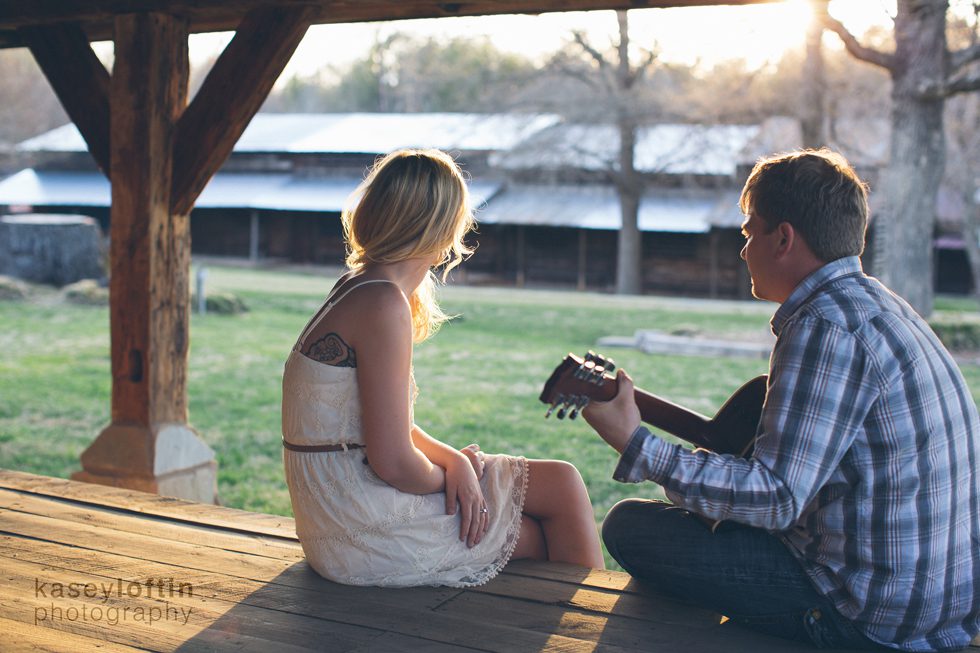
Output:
[609, 314, 876, 532]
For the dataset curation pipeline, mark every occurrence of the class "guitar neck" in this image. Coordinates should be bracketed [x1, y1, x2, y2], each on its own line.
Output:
[633, 388, 714, 450]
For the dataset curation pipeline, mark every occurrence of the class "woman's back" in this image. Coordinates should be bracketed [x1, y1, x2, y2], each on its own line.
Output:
[282, 277, 529, 588]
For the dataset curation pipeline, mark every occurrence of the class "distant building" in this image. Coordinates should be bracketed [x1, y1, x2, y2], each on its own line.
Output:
[1, 113, 552, 266]
[1, 112, 972, 296]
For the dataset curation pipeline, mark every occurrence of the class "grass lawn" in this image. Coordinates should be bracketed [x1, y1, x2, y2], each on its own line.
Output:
[2, 263, 979, 567]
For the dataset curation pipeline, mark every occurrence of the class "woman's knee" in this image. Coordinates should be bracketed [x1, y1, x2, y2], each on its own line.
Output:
[527, 460, 587, 502]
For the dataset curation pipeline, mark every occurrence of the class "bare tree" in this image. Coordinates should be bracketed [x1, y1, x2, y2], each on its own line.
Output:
[567, 10, 658, 295]
[821, 0, 980, 316]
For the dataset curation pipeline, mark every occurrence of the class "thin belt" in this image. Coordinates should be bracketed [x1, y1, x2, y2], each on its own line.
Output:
[281, 439, 365, 453]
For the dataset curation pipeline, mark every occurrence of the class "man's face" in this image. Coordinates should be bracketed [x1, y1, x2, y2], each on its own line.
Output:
[740, 212, 781, 302]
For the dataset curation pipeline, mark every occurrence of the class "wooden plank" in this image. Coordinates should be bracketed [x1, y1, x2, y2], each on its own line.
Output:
[0, 470, 296, 539]
[0, 473, 928, 653]
[0, 534, 455, 623]
[0, 615, 146, 652]
[2, 562, 380, 653]
[473, 573, 720, 625]
[171, 6, 315, 215]
[0, 532, 615, 652]
[0, 488, 302, 561]
[436, 591, 833, 653]
[107, 12, 190, 426]
[0, 476, 652, 614]
[0, 470, 651, 596]
[20, 22, 111, 175]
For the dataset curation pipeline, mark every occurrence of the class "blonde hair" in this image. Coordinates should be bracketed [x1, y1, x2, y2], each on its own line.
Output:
[342, 149, 474, 342]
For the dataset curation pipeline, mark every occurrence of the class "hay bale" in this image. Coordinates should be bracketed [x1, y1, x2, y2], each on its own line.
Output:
[0, 213, 106, 286]
[63, 279, 109, 306]
[191, 292, 249, 315]
[0, 274, 29, 300]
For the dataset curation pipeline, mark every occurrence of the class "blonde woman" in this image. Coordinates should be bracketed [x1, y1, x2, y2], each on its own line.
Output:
[282, 149, 603, 587]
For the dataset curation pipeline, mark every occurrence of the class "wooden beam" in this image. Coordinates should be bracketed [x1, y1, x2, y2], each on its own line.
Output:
[0, 0, 782, 49]
[108, 12, 189, 425]
[20, 22, 111, 175]
[76, 12, 217, 503]
[171, 6, 315, 215]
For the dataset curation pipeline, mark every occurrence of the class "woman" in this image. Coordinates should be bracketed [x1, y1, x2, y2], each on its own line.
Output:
[282, 148, 603, 587]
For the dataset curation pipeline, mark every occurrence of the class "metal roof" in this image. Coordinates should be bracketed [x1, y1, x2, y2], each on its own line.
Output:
[475, 183, 737, 233]
[18, 113, 562, 156]
[490, 123, 760, 176]
[0, 169, 502, 213]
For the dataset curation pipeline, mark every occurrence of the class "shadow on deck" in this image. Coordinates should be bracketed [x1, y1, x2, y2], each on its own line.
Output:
[0, 469, 872, 652]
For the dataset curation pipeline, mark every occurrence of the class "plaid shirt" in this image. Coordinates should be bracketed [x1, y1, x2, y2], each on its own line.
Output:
[614, 257, 980, 651]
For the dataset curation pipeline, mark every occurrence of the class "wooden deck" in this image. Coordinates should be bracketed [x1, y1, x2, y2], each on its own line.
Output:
[0, 469, 885, 652]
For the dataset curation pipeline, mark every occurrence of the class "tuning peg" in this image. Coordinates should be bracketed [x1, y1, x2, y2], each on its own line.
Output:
[605, 360, 616, 372]
[571, 396, 590, 418]
[575, 360, 595, 379]
[545, 394, 564, 418]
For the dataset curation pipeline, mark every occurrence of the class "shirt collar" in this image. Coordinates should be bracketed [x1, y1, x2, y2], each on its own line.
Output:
[771, 256, 863, 336]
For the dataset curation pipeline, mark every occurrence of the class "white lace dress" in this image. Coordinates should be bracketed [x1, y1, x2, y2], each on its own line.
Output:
[282, 281, 529, 588]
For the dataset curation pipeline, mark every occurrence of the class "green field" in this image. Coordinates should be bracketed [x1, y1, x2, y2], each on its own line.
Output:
[2, 264, 978, 566]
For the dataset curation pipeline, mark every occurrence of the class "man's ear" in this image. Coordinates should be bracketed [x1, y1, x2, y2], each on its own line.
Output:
[774, 222, 795, 259]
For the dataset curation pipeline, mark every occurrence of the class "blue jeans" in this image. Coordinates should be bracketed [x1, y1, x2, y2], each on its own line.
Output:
[602, 499, 888, 650]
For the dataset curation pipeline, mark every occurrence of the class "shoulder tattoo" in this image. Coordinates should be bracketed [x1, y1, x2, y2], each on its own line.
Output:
[307, 332, 357, 367]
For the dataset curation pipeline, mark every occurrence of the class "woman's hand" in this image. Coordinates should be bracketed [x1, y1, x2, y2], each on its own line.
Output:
[444, 453, 489, 548]
[460, 444, 486, 480]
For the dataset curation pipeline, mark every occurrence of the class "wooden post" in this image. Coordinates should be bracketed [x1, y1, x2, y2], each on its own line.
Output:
[516, 226, 526, 288]
[708, 229, 719, 299]
[577, 229, 588, 291]
[249, 209, 260, 262]
[72, 13, 218, 503]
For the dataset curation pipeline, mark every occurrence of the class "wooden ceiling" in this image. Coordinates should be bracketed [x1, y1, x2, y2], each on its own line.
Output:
[0, 0, 777, 49]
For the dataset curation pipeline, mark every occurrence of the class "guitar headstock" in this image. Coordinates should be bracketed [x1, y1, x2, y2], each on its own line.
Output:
[539, 351, 617, 420]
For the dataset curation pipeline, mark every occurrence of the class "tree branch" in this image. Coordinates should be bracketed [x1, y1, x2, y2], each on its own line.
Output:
[946, 69, 980, 94]
[820, 12, 894, 71]
[572, 30, 610, 73]
[950, 43, 980, 72]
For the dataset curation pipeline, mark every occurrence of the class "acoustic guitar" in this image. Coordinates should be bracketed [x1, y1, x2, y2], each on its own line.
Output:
[539, 351, 767, 457]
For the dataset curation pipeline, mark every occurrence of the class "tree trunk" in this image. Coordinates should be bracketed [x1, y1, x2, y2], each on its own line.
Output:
[874, 0, 947, 316]
[615, 137, 643, 295]
[613, 10, 643, 295]
[963, 202, 980, 305]
[800, 0, 828, 149]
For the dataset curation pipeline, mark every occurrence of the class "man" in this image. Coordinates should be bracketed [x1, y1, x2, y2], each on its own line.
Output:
[584, 149, 980, 651]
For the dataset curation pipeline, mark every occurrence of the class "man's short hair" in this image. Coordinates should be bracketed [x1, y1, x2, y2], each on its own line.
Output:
[739, 149, 869, 262]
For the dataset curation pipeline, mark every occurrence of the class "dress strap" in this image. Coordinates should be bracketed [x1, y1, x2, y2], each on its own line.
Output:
[294, 279, 399, 351]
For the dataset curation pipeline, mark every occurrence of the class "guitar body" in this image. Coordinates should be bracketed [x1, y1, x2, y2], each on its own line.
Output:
[540, 352, 767, 457]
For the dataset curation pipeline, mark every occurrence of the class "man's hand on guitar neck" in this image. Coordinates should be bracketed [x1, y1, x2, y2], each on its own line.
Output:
[582, 369, 642, 454]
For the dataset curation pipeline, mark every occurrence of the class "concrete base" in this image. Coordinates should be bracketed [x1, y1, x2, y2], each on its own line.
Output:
[71, 422, 219, 504]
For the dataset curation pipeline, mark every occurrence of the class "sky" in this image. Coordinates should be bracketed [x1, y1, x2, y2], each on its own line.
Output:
[93, 0, 976, 82]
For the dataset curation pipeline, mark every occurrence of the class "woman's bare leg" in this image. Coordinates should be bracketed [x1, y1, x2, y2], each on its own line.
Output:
[511, 515, 547, 561]
[515, 460, 604, 568]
